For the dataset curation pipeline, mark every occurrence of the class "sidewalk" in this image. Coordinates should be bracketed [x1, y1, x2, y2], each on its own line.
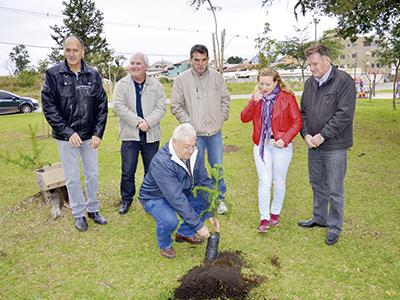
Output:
[109, 92, 395, 107]
[230, 91, 394, 100]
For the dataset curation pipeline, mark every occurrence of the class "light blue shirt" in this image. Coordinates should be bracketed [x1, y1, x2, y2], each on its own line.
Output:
[314, 65, 332, 87]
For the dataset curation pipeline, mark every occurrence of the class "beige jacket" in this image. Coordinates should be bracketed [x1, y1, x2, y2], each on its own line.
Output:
[170, 68, 230, 136]
[113, 75, 166, 142]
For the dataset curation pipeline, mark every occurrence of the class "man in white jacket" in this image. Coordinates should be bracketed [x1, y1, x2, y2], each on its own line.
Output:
[171, 44, 230, 214]
[113, 52, 166, 214]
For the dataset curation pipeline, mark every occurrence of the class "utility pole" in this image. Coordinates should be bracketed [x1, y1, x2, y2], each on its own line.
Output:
[220, 29, 225, 74]
[313, 17, 320, 42]
[353, 42, 358, 78]
[108, 63, 112, 97]
[212, 33, 218, 70]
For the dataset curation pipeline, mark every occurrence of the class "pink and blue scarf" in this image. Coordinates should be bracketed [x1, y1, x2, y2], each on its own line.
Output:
[259, 85, 280, 160]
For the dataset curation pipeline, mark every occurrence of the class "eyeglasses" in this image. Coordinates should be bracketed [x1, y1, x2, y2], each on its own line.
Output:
[181, 143, 197, 152]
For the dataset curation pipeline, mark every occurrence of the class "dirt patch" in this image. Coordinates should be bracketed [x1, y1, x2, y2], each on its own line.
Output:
[173, 251, 264, 300]
[270, 255, 280, 269]
[223, 145, 241, 153]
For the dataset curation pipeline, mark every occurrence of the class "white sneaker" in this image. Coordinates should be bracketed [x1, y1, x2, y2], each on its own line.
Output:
[217, 201, 228, 214]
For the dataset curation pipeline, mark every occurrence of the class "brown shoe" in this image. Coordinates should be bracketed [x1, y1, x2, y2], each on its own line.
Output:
[160, 247, 176, 259]
[175, 233, 203, 245]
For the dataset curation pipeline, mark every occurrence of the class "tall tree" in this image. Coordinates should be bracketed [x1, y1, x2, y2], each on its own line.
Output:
[254, 22, 279, 69]
[277, 26, 314, 83]
[375, 24, 400, 110]
[261, 0, 400, 39]
[9, 44, 30, 75]
[49, 0, 113, 77]
[318, 29, 343, 62]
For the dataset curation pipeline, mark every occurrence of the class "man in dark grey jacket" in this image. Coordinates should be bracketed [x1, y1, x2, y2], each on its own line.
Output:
[297, 44, 356, 246]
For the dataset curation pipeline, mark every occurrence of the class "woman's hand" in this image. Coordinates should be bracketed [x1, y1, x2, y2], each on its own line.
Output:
[274, 139, 285, 148]
[252, 92, 263, 103]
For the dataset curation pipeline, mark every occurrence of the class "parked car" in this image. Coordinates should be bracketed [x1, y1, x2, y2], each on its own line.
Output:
[0, 90, 39, 114]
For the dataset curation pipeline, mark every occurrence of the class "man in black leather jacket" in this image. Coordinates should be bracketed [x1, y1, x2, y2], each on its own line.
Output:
[42, 36, 108, 232]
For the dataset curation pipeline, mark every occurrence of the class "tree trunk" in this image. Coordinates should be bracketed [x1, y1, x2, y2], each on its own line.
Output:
[393, 64, 399, 110]
[42, 186, 69, 219]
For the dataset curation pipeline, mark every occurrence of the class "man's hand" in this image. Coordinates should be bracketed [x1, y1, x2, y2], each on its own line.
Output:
[91, 136, 101, 149]
[304, 134, 317, 148]
[69, 132, 83, 148]
[197, 225, 210, 240]
[312, 133, 325, 147]
[125, 65, 134, 75]
[137, 119, 149, 132]
[208, 217, 220, 233]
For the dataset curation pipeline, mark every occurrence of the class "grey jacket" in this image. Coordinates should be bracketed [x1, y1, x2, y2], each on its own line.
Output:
[300, 66, 356, 150]
[113, 75, 166, 142]
[170, 68, 230, 136]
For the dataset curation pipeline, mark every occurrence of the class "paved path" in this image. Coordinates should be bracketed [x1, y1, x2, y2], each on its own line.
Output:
[230, 92, 395, 100]
[109, 91, 396, 107]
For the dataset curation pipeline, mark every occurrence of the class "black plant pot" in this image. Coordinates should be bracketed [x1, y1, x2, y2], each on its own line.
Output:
[205, 232, 220, 261]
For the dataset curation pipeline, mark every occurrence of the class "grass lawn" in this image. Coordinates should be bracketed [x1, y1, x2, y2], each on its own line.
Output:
[0, 98, 399, 299]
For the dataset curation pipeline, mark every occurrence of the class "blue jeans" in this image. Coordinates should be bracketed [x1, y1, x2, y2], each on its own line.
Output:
[141, 194, 208, 250]
[308, 148, 347, 235]
[57, 140, 99, 218]
[253, 142, 293, 220]
[120, 140, 159, 203]
[196, 131, 226, 200]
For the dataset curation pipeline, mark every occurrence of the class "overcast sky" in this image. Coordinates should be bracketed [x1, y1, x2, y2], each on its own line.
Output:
[0, 0, 337, 75]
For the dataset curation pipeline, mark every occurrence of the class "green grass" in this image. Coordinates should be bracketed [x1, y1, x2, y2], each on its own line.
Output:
[0, 98, 399, 299]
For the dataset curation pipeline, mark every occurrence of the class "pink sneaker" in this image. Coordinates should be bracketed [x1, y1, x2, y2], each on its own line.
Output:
[270, 214, 280, 227]
[257, 219, 270, 233]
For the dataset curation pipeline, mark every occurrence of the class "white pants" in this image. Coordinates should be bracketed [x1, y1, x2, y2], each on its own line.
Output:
[253, 142, 293, 220]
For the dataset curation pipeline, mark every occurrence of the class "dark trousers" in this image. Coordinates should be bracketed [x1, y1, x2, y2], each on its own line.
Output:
[120, 140, 159, 203]
[308, 148, 347, 235]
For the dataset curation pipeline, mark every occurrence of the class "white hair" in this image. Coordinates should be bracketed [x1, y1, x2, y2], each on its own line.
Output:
[172, 123, 197, 142]
[131, 52, 149, 66]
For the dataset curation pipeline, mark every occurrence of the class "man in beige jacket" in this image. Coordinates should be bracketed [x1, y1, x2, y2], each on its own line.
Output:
[113, 52, 166, 214]
[171, 44, 230, 214]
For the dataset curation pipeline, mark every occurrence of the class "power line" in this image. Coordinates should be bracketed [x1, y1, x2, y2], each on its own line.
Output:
[0, 5, 255, 39]
[0, 40, 187, 58]
[0, 41, 51, 49]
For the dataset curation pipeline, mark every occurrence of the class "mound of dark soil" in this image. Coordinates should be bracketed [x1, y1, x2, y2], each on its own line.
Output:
[173, 251, 264, 300]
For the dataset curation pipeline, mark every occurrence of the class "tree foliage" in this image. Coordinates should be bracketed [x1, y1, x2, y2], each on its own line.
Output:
[262, 0, 400, 40]
[0, 124, 46, 170]
[254, 22, 279, 69]
[374, 23, 400, 110]
[226, 56, 243, 64]
[277, 26, 313, 83]
[49, 0, 113, 77]
[318, 29, 343, 62]
[256, 24, 343, 82]
[9, 44, 30, 76]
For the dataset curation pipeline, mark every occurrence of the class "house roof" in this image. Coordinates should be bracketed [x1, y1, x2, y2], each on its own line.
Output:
[224, 63, 255, 72]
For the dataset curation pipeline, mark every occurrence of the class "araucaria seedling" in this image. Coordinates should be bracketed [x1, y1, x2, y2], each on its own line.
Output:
[193, 164, 226, 260]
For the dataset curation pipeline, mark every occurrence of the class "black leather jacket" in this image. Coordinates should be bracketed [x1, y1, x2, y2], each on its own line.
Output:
[41, 60, 108, 141]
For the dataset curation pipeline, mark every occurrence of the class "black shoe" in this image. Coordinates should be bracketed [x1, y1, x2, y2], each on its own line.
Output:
[325, 232, 339, 245]
[88, 212, 107, 225]
[297, 219, 327, 228]
[75, 217, 88, 232]
[118, 201, 131, 214]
